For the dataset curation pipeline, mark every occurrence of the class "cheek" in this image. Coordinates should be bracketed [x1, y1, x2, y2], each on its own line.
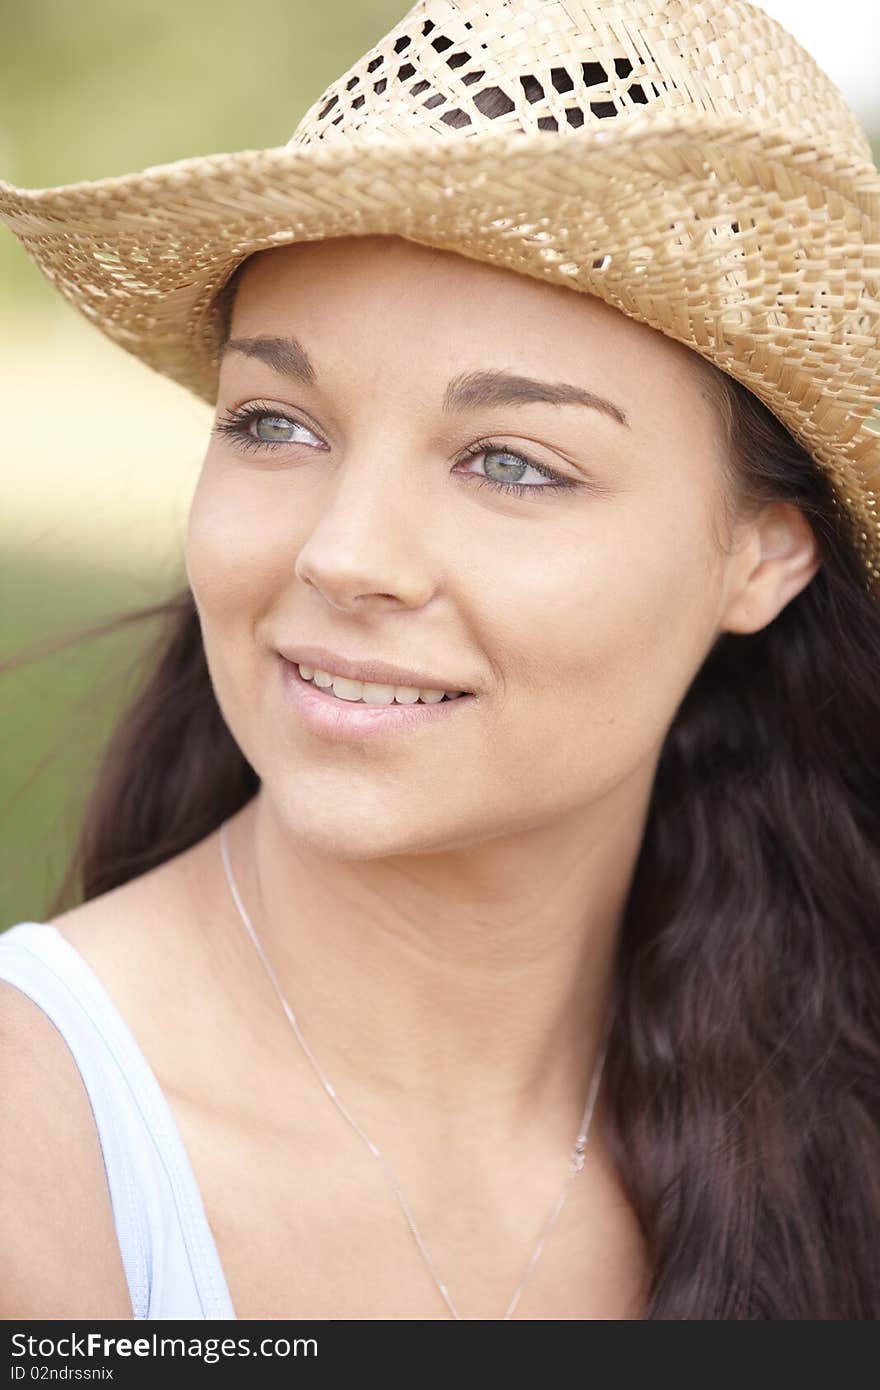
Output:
[184, 466, 295, 701]
[184, 468, 297, 771]
[483, 503, 721, 804]
[184, 465, 290, 618]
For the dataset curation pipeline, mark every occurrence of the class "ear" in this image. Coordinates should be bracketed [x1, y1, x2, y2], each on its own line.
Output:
[718, 501, 822, 635]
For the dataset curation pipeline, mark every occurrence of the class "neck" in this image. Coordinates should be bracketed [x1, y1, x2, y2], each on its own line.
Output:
[214, 782, 649, 1142]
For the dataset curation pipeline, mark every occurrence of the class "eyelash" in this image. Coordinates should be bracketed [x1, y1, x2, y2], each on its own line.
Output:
[212, 402, 580, 500]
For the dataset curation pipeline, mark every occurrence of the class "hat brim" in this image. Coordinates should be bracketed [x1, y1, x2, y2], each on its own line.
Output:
[2, 111, 879, 585]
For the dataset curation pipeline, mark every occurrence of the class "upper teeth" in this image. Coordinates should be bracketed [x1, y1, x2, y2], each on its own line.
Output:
[297, 664, 465, 705]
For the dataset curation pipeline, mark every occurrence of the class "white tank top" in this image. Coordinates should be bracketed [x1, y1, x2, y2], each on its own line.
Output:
[0, 920, 237, 1319]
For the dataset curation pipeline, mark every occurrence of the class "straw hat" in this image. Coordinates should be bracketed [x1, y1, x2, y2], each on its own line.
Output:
[2, 0, 879, 592]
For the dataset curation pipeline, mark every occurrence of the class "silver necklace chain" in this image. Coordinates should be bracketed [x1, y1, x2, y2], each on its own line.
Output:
[219, 817, 610, 1321]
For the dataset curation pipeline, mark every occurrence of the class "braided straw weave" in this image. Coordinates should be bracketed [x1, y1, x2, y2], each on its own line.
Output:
[2, 0, 879, 591]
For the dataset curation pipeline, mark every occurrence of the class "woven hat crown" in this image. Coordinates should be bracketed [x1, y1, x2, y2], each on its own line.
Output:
[288, 0, 871, 159]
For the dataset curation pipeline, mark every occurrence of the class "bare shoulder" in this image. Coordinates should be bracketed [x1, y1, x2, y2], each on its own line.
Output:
[45, 826, 242, 1113]
[0, 978, 133, 1317]
[47, 830, 222, 1028]
[49, 839, 198, 976]
[0, 833, 222, 1319]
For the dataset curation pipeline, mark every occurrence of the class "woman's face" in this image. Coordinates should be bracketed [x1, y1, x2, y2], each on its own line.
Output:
[186, 234, 748, 857]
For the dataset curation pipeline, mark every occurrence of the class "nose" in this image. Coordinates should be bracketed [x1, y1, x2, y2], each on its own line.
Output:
[293, 448, 437, 613]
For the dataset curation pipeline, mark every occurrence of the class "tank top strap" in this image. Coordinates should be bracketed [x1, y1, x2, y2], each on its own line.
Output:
[0, 920, 236, 1320]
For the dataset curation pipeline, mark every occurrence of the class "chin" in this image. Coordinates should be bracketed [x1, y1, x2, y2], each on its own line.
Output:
[268, 783, 441, 861]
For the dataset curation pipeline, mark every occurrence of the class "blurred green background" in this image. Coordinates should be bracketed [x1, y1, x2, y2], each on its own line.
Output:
[0, 0, 405, 928]
[1, 2, 878, 929]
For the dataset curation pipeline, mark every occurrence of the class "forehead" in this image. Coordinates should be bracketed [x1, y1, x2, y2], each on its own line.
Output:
[226, 235, 712, 409]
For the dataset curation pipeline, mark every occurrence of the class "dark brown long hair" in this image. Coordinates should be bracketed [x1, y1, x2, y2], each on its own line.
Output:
[6, 336, 879, 1317]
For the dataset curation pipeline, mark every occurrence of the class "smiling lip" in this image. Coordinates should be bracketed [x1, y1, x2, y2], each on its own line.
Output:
[276, 643, 475, 694]
[279, 657, 475, 741]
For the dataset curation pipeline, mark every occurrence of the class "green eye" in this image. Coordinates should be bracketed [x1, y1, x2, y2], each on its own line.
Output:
[213, 404, 320, 453]
[482, 448, 531, 484]
[253, 415, 301, 443]
[456, 440, 579, 499]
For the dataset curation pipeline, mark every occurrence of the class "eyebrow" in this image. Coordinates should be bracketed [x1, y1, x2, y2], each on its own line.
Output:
[223, 334, 630, 429]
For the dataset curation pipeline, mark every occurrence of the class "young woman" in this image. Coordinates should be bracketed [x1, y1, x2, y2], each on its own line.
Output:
[1, 0, 878, 1320]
